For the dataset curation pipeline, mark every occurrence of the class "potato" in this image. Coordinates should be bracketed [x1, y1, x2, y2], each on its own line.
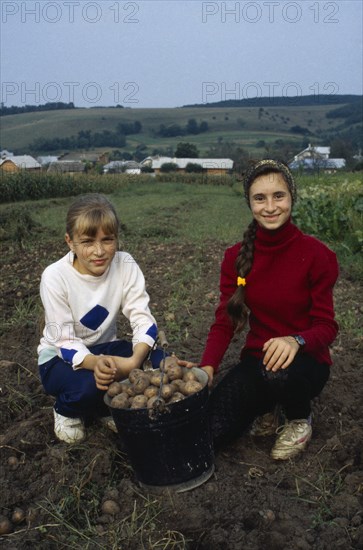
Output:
[128, 368, 146, 384]
[0, 516, 12, 535]
[101, 499, 120, 516]
[166, 365, 183, 381]
[7, 456, 19, 470]
[131, 374, 150, 394]
[130, 395, 148, 409]
[160, 356, 178, 370]
[168, 391, 185, 404]
[183, 380, 203, 395]
[183, 370, 198, 382]
[160, 384, 175, 400]
[107, 381, 123, 397]
[11, 508, 25, 524]
[171, 379, 186, 392]
[144, 385, 158, 399]
[125, 385, 136, 397]
[110, 393, 130, 409]
[150, 372, 169, 387]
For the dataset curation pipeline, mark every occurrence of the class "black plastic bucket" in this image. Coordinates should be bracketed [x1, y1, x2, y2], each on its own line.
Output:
[104, 367, 214, 492]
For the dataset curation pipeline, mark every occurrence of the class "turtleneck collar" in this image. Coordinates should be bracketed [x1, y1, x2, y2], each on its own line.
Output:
[255, 218, 300, 248]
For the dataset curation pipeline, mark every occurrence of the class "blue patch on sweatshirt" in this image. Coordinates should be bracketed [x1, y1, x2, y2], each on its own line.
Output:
[80, 305, 109, 330]
[61, 348, 77, 364]
[146, 323, 157, 341]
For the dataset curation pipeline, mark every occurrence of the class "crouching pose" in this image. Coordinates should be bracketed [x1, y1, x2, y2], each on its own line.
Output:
[180, 160, 339, 460]
[38, 193, 161, 443]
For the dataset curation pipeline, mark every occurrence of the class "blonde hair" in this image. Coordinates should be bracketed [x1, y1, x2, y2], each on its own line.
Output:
[66, 194, 120, 239]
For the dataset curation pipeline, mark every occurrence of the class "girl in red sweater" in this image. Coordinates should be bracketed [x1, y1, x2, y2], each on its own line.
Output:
[182, 159, 339, 460]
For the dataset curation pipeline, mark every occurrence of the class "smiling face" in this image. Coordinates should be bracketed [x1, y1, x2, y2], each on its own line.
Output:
[65, 227, 117, 276]
[249, 171, 292, 231]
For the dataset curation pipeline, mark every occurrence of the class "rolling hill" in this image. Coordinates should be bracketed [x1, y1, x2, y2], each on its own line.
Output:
[1, 95, 361, 158]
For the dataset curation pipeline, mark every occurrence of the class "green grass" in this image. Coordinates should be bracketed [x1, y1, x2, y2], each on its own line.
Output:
[29, 182, 249, 245]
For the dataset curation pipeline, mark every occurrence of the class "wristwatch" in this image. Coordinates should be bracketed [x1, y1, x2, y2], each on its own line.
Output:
[292, 335, 306, 348]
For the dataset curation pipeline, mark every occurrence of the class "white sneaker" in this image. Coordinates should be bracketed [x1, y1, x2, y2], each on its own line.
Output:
[99, 416, 118, 433]
[53, 409, 85, 444]
[271, 418, 312, 460]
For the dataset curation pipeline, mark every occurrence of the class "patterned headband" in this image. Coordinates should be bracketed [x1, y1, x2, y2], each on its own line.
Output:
[243, 159, 297, 206]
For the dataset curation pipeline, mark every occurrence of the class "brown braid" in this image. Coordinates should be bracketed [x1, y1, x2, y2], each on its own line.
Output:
[227, 219, 257, 332]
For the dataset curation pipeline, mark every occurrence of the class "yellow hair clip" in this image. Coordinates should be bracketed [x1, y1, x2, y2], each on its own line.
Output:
[237, 277, 246, 287]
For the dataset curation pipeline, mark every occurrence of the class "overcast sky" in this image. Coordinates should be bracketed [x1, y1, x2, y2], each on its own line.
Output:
[1, 0, 362, 108]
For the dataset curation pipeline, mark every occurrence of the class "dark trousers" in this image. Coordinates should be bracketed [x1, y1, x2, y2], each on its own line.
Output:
[208, 352, 330, 449]
[39, 340, 165, 419]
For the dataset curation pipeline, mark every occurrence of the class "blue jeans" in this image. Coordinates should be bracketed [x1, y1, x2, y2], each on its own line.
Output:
[39, 340, 166, 419]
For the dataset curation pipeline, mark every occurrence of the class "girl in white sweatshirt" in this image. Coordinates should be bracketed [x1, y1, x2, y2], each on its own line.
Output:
[38, 193, 159, 443]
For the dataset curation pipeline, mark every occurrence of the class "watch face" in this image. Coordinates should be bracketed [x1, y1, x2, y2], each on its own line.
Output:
[294, 335, 306, 346]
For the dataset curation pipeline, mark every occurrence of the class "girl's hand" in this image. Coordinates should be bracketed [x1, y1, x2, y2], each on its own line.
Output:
[177, 360, 214, 387]
[177, 359, 197, 369]
[94, 356, 118, 390]
[262, 336, 299, 372]
[113, 356, 140, 380]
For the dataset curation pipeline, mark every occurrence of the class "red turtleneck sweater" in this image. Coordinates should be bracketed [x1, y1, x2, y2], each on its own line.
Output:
[200, 220, 339, 371]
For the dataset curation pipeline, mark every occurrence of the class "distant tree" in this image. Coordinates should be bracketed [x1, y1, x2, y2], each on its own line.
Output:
[0, 101, 75, 116]
[175, 142, 199, 158]
[206, 140, 249, 172]
[109, 150, 132, 160]
[152, 146, 174, 157]
[330, 138, 354, 161]
[199, 121, 209, 133]
[158, 124, 184, 137]
[186, 118, 199, 135]
[185, 162, 204, 173]
[133, 144, 148, 161]
[160, 162, 179, 172]
[117, 121, 142, 135]
[141, 165, 154, 173]
[256, 140, 266, 148]
[289, 125, 312, 136]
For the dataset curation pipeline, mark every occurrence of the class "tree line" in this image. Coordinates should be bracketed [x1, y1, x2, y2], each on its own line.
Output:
[28, 121, 142, 152]
[0, 102, 76, 116]
[156, 118, 209, 137]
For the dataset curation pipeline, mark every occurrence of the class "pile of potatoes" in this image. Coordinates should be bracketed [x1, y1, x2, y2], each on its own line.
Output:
[107, 357, 205, 410]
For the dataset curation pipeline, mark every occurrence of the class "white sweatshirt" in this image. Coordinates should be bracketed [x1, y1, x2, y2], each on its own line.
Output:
[38, 251, 157, 368]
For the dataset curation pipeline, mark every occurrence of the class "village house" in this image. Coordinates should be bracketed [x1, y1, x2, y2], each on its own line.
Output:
[0, 155, 41, 172]
[103, 160, 141, 174]
[47, 160, 85, 175]
[289, 144, 346, 171]
[36, 155, 59, 167]
[0, 150, 14, 159]
[59, 152, 109, 165]
[141, 156, 234, 175]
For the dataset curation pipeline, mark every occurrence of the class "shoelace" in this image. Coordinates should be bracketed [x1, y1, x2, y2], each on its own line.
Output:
[275, 419, 306, 440]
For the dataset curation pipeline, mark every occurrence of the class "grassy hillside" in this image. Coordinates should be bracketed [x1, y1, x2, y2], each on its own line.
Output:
[1, 101, 359, 157]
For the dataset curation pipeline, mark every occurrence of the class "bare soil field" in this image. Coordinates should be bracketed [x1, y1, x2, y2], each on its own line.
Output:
[1, 238, 362, 549]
